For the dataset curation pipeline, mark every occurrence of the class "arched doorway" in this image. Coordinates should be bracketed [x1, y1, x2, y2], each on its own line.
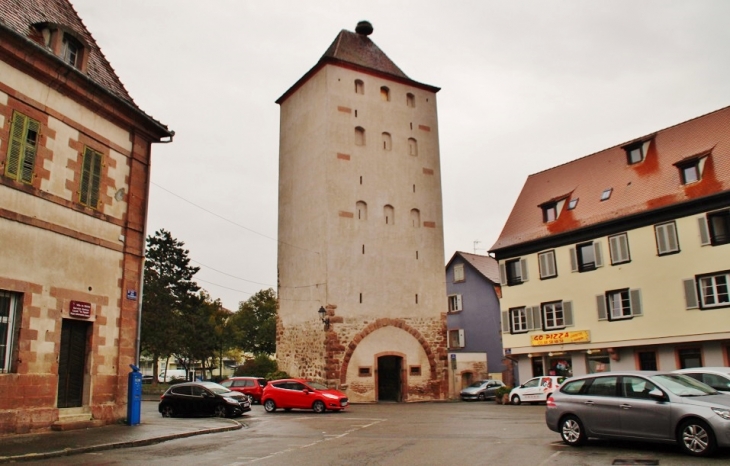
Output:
[377, 355, 403, 402]
[461, 371, 474, 390]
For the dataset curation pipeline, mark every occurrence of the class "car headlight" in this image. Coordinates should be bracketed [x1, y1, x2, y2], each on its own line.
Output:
[323, 393, 339, 399]
[712, 407, 730, 420]
[225, 397, 240, 405]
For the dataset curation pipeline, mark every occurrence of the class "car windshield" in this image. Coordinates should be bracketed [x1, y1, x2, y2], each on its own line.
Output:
[651, 374, 719, 396]
[467, 381, 487, 388]
[198, 382, 232, 395]
[306, 381, 328, 390]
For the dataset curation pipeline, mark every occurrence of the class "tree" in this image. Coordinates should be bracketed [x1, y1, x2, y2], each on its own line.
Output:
[234, 354, 278, 378]
[140, 229, 200, 384]
[230, 288, 277, 355]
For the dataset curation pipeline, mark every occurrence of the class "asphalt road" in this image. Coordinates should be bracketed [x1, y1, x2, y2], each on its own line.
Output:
[30, 400, 730, 465]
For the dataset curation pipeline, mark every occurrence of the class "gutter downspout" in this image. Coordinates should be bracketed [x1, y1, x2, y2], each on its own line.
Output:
[135, 132, 174, 366]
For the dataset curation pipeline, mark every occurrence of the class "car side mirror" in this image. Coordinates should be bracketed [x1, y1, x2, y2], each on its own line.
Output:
[648, 388, 666, 401]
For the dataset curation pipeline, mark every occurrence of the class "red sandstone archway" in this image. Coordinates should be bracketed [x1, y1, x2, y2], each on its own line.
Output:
[340, 318, 438, 384]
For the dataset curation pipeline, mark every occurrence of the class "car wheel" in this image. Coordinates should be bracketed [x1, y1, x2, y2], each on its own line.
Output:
[160, 404, 175, 418]
[511, 395, 521, 405]
[477, 393, 485, 401]
[263, 399, 277, 413]
[313, 400, 326, 414]
[213, 404, 228, 418]
[560, 415, 587, 447]
[678, 419, 717, 457]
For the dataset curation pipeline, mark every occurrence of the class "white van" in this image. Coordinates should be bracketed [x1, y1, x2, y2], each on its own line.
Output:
[158, 369, 187, 383]
[509, 376, 566, 404]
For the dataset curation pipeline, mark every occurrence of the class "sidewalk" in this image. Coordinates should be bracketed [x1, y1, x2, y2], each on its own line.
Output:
[0, 401, 242, 463]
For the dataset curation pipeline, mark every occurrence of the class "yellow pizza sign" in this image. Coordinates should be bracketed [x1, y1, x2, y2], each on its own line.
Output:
[531, 330, 590, 346]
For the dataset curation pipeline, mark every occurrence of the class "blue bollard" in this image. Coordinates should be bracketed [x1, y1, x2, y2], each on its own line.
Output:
[127, 364, 142, 425]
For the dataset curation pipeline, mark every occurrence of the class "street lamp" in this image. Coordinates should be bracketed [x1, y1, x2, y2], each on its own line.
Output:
[318, 306, 330, 330]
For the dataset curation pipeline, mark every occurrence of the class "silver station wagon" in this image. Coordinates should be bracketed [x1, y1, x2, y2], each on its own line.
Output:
[545, 371, 730, 457]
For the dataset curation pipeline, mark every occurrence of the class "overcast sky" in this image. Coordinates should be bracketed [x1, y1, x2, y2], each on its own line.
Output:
[70, 0, 730, 311]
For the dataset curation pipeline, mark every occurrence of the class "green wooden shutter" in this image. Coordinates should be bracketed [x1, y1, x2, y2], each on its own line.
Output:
[5, 112, 26, 180]
[20, 118, 39, 183]
[80, 147, 103, 208]
[89, 150, 102, 207]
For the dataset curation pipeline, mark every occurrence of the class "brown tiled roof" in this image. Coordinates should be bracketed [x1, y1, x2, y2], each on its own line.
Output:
[320, 29, 410, 80]
[448, 251, 500, 284]
[491, 105, 730, 252]
[276, 23, 439, 104]
[0, 0, 134, 106]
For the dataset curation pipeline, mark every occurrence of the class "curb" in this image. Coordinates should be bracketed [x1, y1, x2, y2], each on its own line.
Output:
[0, 420, 243, 464]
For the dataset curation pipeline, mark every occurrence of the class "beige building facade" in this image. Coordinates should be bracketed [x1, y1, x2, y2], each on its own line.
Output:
[276, 22, 449, 402]
[0, 1, 171, 433]
[491, 106, 730, 382]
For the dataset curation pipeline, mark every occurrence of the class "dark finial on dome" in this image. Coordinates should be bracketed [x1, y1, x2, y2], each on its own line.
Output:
[356, 21, 373, 36]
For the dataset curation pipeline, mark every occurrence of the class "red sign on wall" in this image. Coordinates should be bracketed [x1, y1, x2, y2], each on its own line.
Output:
[70, 301, 91, 319]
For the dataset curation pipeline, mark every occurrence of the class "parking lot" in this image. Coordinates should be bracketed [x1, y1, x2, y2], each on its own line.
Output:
[32, 400, 730, 465]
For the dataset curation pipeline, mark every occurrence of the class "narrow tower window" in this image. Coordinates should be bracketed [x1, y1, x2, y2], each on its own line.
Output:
[355, 127, 365, 146]
[355, 79, 364, 95]
[356, 201, 367, 220]
[411, 209, 421, 227]
[382, 132, 392, 150]
[380, 86, 390, 101]
[384, 205, 394, 225]
[407, 93, 415, 107]
[408, 138, 418, 156]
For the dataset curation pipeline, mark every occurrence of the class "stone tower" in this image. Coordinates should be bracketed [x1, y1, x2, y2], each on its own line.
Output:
[276, 21, 448, 402]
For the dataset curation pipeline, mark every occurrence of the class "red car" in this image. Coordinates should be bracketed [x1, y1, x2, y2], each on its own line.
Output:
[261, 378, 348, 413]
[219, 377, 268, 404]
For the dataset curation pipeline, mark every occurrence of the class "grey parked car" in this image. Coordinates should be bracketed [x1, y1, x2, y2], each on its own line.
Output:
[460, 380, 505, 401]
[545, 371, 730, 457]
[674, 367, 730, 394]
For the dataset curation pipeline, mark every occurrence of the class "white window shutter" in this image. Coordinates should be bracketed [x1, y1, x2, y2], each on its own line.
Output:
[666, 223, 678, 252]
[458, 329, 465, 348]
[596, 295, 607, 320]
[548, 251, 556, 276]
[499, 263, 507, 285]
[563, 301, 574, 327]
[501, 311, 510, 333]
[525, 307, 534, 330]
[698, 217, 711, 246]
[609, 236, 620, 263]
[456, 294, 463, 311]
[570, 248, 578, 272]
[594, 242, 604, 267]
[520, 258, 529, 282]
[539, 253, 548, 278]
[531, 306, 542, 330]
[629, 289, 642, 316]
[683, 279, 699, 309]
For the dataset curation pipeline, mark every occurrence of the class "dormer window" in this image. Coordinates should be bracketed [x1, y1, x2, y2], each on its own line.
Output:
[675, 153, 708, 185]
[567, 198, 579, 210]
[540, 197, 567, 223]
[626, 144, 644, 164]
[61, 34, 81, 67]
[542, 202, 557, 222]
[624, 139, 651, 165]
[33, 23, 87, 71]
